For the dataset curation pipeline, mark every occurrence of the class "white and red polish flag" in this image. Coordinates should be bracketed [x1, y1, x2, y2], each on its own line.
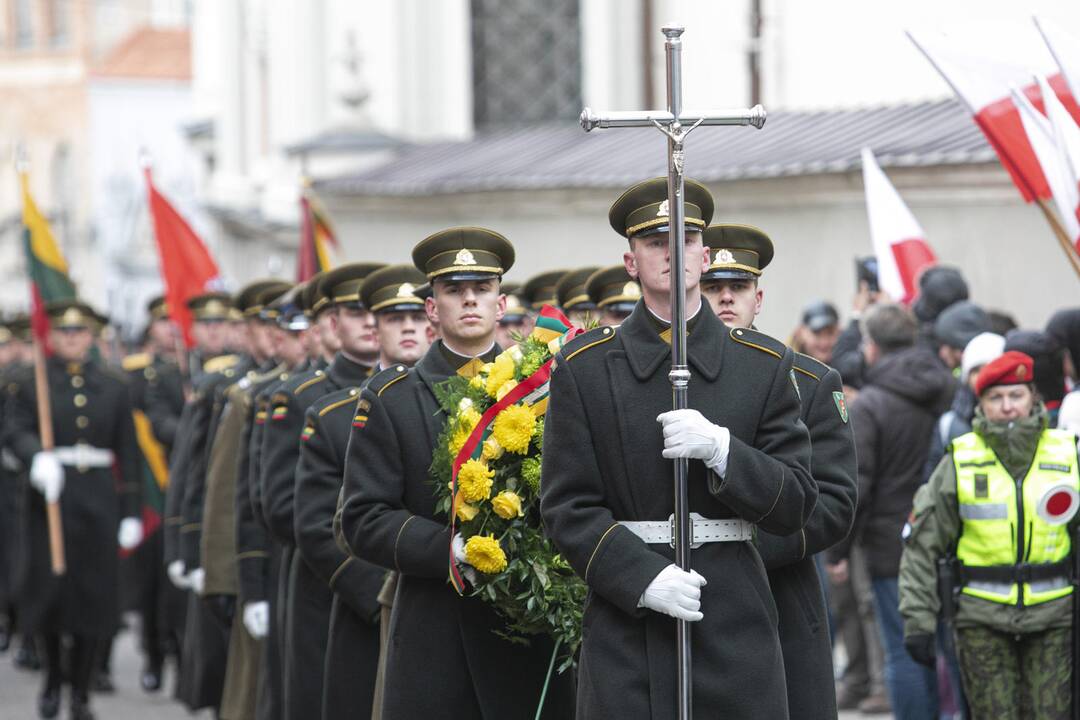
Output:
[1012, 76, 1080, 252]
[860, 148, 937, 304]
[908, 27, 1080, 203]
[1035, 17, 1080, 109]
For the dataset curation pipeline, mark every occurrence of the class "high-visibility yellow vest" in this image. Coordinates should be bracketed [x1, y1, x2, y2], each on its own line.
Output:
[953, 428, 1079, 607]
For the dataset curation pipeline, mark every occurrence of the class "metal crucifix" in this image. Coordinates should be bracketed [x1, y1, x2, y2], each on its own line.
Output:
[580, 24, 766, 720]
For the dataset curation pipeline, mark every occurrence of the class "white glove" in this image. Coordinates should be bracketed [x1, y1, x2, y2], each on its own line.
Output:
[117, 517, 143, 550]
[186, 567, 205, 595]
[243, 601, 269, 639]
[657, 409, 731, 476]
[451, 533, 478, 586]
[639, 564, 707, 622]
[30, 451, 65, 502]
[167, 560, 189, 589]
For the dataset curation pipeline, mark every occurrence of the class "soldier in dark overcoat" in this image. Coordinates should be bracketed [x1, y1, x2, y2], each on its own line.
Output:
[539, 179, 817, 719]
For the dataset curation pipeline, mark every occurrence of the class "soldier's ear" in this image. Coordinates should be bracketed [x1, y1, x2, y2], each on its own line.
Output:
[623, 250, 638, 279]
[425, 296, 439, 326]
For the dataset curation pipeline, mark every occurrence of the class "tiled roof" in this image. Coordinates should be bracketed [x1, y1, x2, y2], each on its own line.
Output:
[92, 27, 191, 81]
[317, 98, 997, 197]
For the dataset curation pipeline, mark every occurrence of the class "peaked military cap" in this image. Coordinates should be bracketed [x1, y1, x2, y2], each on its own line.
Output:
[8, 314, 31, 342]
[556, 267, 601, 313]
[500, 282, 529, 321]
[146, 295, 169, 321]
[0, 321, 11, 344]
[236, 279, 292, 318]
[608, 177, 714, 239]
[186, 292, 233, 322]
[257, 283, 294, 322]
[318, 263, 387, 308]
[586, 265, 641, 311]
[268, 284, 309, 331]
[361, 265, 428, 313]
[46, 299, 99, 330]
[412, 227, 514, 282]
[301, 271, 330, 317]
[521, 270, 565, 311]
[702, 224, 774, 281]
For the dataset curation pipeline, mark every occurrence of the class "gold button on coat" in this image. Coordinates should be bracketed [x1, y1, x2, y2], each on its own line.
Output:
[76, 416, 89, 429]
[74, 394, 87, 407]
[71, 376, 84, 388]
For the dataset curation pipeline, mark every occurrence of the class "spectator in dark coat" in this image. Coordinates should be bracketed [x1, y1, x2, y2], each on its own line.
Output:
[1005, 329, 1068, 425]
[828, 303, 955, 720]
[1046, 307, 1080, 385]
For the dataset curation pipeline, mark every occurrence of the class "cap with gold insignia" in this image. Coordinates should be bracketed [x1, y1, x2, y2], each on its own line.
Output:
[146, 295, 170, 321]
[0, 321, 11, 344]
[255, 283, 293, 323]
[45, 299, 99, 331]
[586, 265, 641, 314]
[500, 282, 529, 322]
[318, 263, 387, 309]
[301, 271, 330, 317]
[186, 292, 234, 322]
[521, 270, 566, 311]
[268, 284, 309, 331]
[556, 267, 601, 314]
[608, 177, 714, 239]
[8, 314, 32, 342]
[236, 279, 292, 319]
[411, 227, 514, 283]
[360, 265, 428, 314]
[702, 224, 774, 281]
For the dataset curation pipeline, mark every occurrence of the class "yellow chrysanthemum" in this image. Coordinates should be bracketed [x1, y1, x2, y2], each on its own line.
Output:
[454, 491, 479, 522]
[485, 354, 516, 398]
[470, 374, 485, 390]
[492, 403, 536, 454]
[465, 534, 508, 574]
[481, 436, 505, 461]
[491, 491, 523, 520]
[460, 407, 482, 432]
[495, 380, 518, 401]
[458, 459, 494, 502]
[448, 427, 471, 458]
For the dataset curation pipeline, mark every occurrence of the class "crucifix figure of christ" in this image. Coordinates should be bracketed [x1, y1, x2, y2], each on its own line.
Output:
[579, 24, 766, 720]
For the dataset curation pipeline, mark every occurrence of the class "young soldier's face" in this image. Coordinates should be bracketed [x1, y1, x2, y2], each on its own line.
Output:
[495, 317, 533, 350]
[148, 318, 179, 352]
[195, 319, 228, 355]
[316, 311, 341, 357]
[701, 278, 763, 329]
[332, 306, 380, 362]
[49, 328, 94, 362]
[427, 278, 506, 345]
[376, 310, 432, 365]
[249, 320, 276, 360]
[272, 326, 307, 368]
[625, 230, 709, 299]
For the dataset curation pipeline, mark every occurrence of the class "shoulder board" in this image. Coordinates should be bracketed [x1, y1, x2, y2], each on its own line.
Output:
[560, 326, 617, 363]
[367, 364, 409, 397]
[270, 392, 289, 407]
[121, 352, 152, 372]
[792, 352, 828, 382]
[728, 327, 786, 360]
[203, 354, 240, 374]
[292, 370, 327, 396]
[318, 388, 360, 417]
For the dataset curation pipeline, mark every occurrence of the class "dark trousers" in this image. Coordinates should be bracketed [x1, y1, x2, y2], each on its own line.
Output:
[40, 633, 97, 703]
[870, 577, 937, 720]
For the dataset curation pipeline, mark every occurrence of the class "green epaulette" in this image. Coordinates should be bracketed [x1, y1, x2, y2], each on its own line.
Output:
[292, 369, 327, 396]
[367, 364, 409, 397]
[203, 354, 240, 374]
[728, 326, 786, 361]
[559, 326, 617, 363]
[793, 352, 828, 382]
[121, 352, 152, 372]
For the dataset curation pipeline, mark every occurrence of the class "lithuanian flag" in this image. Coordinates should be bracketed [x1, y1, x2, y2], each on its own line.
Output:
[21, 171, 76, 345]
[296, 183, 337, 281]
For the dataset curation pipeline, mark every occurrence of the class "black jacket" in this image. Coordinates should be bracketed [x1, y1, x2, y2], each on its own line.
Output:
[828, 346, 954, 577]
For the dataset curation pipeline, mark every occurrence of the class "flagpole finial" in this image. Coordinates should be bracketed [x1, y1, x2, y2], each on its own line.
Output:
[661, 24, 684, 39]
[14, 142, 29, 175]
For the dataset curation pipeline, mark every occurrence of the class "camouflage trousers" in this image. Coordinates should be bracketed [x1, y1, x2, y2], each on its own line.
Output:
[955, 625, 1072, 720]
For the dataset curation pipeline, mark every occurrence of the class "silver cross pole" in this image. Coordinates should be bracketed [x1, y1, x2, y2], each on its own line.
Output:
[580, 24, 765, 720]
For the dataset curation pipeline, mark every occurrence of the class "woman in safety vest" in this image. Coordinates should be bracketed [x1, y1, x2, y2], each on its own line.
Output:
[899, 350, 1079, 719]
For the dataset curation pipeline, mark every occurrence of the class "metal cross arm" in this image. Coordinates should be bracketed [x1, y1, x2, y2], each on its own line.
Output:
[579, 106, 766, 131]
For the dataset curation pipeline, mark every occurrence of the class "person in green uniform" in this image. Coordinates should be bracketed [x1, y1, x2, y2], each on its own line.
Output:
[584, 265, 640, 327]
[700, 223, 858, 719]
[555, 267, 600, 326]
[494, 282, 531, 350]
[900, 350, 1078, 720]
[7, 300, 143, 720]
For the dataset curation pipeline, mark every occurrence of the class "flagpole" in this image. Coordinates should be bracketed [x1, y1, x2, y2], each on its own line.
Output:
[1034, 197, 1080, 279]
[16, 155, 66, 576]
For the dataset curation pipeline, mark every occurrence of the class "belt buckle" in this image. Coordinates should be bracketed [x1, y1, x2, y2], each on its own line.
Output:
[74, 443, 89, 473]
[668, 513, 705, 550]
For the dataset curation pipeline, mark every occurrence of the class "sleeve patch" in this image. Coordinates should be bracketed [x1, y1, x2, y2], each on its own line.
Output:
[271, 405, 288, 421]
[301, 423, 315, 441]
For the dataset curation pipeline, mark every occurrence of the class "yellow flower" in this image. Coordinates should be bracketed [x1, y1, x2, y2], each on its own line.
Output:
[495, 380, 517, 401]
[458, 459, 494, 502]
[454, 491, 479, 522]
[491, 491, 522, 520]
[465, 534, 508, 574]
[448, 427, 471, 458]
[460, 407, 482, 432]
[485, 354, 516, 398]
[492, 403, 536, 454]
[470, 374, 485, 390]
[481, 436, 505, 461]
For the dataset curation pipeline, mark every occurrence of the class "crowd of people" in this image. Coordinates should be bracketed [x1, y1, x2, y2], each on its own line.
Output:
[0, 175, 1076, 720]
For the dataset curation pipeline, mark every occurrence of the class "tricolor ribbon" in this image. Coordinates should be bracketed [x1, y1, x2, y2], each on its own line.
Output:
[448, 305, 582, 594]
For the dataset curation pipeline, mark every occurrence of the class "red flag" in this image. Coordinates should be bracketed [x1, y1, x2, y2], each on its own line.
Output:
[909, 28, 1080, 203]
[296, 187, 337, 282]
[144, 169, 220, 347]
[861, 148, 937, 304]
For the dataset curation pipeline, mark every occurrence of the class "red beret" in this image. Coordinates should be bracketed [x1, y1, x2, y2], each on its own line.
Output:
[975, 350, 1035, 397]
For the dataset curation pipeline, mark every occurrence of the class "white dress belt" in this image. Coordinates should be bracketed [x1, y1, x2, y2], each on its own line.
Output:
[619, 513, 754, 549]
[52, 445, 115, 468]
